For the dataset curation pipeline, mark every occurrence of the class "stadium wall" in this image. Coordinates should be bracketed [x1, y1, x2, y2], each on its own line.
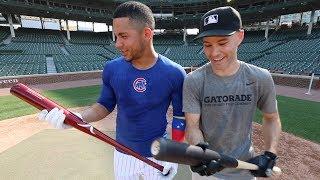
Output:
[0, 69, 319, 89]
[271, 73, 320, 90]
[0, 71, 102, 88]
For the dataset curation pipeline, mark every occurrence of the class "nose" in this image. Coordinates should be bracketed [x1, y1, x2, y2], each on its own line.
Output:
[210, 46, 221, 58]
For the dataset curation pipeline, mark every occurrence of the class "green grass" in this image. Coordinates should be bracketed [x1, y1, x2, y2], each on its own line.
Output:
[0, 85, 101, 121]
[254, 95, 320, 143]
[1, 85, 319, 143]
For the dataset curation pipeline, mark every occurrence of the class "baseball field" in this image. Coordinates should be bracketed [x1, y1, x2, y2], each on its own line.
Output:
[0, 84, 319, 179]
[1, 85, 319, 143]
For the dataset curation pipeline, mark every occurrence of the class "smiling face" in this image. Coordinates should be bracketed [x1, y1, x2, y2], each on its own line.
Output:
[203, 30, 244, 73]
[113, 17, 151, 62]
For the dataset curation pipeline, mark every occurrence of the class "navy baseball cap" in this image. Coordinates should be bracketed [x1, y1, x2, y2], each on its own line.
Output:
[195, 6, 242, 39]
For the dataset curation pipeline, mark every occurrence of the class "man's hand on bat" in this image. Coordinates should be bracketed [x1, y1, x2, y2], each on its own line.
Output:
[38, 107, 81, 129]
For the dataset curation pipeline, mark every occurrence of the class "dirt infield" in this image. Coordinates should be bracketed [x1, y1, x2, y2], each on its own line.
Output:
[0, 107, 319, 179]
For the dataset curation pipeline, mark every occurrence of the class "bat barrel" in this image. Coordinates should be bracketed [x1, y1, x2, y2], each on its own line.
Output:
[152, 138, 243, 168]
[151, 137, 202, 166]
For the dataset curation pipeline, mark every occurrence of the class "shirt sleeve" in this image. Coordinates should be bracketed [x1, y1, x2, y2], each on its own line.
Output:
[182, 75, 202, 114]
[97, 62, 116, 112]
[257, 72, 278, 113]
[171, 67, 187, 117]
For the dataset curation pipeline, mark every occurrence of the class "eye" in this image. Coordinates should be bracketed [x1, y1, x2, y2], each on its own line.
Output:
[219, 42, 228, 46]
[204, 44, 211, 47]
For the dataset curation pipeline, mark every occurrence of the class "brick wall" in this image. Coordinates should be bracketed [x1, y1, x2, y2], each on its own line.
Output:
[0, 69, 319, 90]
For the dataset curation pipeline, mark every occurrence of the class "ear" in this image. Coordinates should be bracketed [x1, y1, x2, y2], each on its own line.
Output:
[236, 30, 244, 46]
[143, 27, 153, 40]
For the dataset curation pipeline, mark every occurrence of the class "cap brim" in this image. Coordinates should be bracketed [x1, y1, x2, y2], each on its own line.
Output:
[194, 30, 236, 39]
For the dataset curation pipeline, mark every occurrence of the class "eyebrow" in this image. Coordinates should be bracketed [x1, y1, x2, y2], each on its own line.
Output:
[117, 32, 127, 36]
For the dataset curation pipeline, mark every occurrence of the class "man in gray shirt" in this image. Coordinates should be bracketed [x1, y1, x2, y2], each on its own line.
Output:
[183, 6, 282, 180]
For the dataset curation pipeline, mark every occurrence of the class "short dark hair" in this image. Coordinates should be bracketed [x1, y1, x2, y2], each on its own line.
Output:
[113, 1, 155, 30]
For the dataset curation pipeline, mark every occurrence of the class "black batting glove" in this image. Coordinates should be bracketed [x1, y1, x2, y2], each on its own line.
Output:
[190, 142, 224, 176]
[247, 151, 278, 177]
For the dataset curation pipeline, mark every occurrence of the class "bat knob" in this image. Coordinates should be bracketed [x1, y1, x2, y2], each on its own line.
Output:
[265, 168, 272, 177]
[151, 140, 161, 156]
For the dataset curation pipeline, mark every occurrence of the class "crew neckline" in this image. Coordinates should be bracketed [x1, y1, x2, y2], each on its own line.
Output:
[128, 54, 160, 71]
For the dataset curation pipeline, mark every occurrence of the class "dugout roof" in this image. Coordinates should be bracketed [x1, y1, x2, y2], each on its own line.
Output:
[0, 0, 319, 29]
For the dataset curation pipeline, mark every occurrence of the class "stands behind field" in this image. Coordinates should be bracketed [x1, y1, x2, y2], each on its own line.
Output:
[0, 26, 319, 76]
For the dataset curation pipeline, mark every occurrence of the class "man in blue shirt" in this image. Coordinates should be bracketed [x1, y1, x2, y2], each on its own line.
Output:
[38, 1, 186, 179]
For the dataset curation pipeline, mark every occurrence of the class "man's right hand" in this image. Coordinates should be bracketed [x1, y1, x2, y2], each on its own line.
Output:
[38, 107, 77, 129]
[190, 142, 224, 176]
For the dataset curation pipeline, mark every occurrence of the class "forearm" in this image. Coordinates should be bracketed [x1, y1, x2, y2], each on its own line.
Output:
[262, 114, 281, 153]
[185, 113, 204, 145]
[81, 103, 110, 123]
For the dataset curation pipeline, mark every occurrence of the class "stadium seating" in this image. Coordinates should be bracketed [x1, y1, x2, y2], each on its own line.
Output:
[0, 42, 63, 54]
[0, 55, 46, 76]
[239, 41, 283, 53]
[166, 45, 205, 66]
[53, 54, 107, 72]
[0, 27, 9, 42]
[103, 45, 121, 59]
[0, 23, 319, 77]
[250, 52, 320, 75]
[65, 44, 111, 55]
[154, 34, 184, 45]
[12, 28, 64, 43]
[243, 30, 269, 43]
[68, 31, 112, 44]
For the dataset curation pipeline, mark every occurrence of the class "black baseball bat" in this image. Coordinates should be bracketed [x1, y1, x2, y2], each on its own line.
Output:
[151, 138, 281, 175]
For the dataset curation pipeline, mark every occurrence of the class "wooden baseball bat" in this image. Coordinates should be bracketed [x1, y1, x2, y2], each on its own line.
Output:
[10, 83, 164, 172]
[151, 138, 281, 176]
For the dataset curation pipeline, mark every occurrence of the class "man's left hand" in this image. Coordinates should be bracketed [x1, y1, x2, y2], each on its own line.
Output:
[247, 151, 278, 177]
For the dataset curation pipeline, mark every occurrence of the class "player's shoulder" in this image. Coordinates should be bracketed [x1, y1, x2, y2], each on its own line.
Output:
[159, 54, 186, 75]
[186, 63, 209, 81]
[241, 61, 271, 79]
[159, 54, 183, 69]
[103, 56, 126, 70]
[106, 56, 125, 66]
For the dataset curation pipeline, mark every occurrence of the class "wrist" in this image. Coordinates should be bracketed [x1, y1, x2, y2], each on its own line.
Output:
[264, 151, 277, 160]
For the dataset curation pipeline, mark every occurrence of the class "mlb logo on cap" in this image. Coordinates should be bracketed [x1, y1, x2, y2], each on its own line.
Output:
[195, 6, 242, 39]
[204, 14, 218, 26]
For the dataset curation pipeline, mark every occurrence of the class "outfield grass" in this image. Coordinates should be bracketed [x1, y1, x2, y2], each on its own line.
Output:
[254, 95, 320, 143]
[0, 85, 319, 143]
[0, 85, 101, 121]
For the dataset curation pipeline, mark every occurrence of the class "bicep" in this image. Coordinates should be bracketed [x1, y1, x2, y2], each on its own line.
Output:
[171, 78, 184, 117]
[257, 73, 277, 113]
[183, 77, 201, 114]
[97, 67, 116, 112]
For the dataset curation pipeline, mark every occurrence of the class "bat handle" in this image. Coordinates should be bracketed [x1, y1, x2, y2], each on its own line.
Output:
[236, 160, 282, 175]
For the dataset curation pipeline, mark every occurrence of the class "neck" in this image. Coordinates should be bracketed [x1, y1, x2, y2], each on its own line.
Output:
[212, 60, 241, 77]
[132, 45, 158, 70]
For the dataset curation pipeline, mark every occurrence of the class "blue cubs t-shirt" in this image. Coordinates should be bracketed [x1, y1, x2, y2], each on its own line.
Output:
[98, 54, 186, 157]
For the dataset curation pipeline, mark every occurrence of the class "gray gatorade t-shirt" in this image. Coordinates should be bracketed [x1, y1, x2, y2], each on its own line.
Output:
[183, 61, 277, 179]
